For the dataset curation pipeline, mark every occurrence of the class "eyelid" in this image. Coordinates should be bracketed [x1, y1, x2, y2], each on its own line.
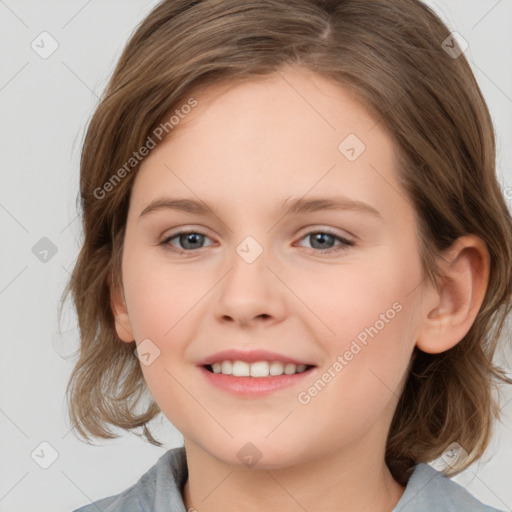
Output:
[295, 225, 354, 242]
[160, 225, 215, 241]
[159, 225, 355, 256]
[160, 225, 354, 241]
[160, 228, 216, 248]
[160, 224, 357, 241]
[293, 228, 354, 254]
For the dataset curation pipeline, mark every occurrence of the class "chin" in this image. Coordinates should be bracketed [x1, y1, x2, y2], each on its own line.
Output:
[206, 437, 311, 471]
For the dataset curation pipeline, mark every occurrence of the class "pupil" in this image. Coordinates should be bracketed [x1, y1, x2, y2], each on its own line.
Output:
[183, 233, 202, 249]
[313, 233, 332, 249]
[180, 233, 334, 250]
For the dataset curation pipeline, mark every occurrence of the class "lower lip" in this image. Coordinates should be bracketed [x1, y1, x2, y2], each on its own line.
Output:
[199, 366, 315, 397]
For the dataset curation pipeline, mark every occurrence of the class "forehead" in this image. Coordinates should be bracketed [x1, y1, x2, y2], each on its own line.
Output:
[130, 66, 406, 221]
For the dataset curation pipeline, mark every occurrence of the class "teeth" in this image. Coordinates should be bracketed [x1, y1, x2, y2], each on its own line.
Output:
[284, 363, 297, 375]
[269, 361, 284, 376]
[232, 361, 250, 377]
[221, 361, 232, 375]
[209, 360, 309, 377]
[250, 361, 269, 377]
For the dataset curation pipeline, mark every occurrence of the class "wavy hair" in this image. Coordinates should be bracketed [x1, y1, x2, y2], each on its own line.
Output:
[61, 0, 512, 486]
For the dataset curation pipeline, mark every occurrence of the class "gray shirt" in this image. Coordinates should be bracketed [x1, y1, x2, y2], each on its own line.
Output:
[73, 447, 504, 511]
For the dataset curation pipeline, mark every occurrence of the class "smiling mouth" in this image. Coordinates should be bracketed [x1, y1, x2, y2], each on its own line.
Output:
[204, 360, 315, 378]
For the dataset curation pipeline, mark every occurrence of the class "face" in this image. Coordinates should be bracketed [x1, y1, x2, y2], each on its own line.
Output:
[114, 65, 430, 470]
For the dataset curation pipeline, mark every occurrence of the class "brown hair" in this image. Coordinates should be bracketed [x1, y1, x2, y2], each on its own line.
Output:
[62, 0, 512, 485]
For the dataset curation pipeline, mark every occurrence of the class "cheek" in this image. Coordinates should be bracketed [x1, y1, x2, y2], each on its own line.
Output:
[308, 254, 421, 416]
[304, 250, 421, 399]
[296, 304, 416, 446]
[301, 250, 419, 347]
[122, 251, 199, 341]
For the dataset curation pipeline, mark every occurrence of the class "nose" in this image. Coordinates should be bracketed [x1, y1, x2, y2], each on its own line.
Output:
[214, 245, 287, 328]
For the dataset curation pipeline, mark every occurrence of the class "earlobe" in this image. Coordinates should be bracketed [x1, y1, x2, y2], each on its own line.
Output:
[110, 281, 135, 343]
[416, 235, 490, 354]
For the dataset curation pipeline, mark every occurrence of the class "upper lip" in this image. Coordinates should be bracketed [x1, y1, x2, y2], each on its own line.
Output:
[197, 349, 315, 367]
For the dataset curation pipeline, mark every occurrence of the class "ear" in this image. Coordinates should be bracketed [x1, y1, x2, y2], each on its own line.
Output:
[416, 235, 490, 354]
[110, 277, 135, 343]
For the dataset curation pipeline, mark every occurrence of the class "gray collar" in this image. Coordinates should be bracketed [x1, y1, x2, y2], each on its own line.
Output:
[131, 447, 502, 512]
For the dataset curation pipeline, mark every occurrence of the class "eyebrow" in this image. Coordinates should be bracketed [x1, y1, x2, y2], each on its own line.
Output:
[138, 195, 382, 219]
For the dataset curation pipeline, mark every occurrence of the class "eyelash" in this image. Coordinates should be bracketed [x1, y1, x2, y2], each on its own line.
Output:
[159, 229, 355, 256]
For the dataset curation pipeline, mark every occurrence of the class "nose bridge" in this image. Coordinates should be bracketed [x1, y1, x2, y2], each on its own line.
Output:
[224, 233, 270, 299]
[214, 233, 285, 325]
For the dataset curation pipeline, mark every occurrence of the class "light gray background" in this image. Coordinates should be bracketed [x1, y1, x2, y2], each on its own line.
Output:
[1, 1, 511, 511]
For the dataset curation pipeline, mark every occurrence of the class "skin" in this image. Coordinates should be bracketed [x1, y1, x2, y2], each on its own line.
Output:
[112, 65, 489, 512]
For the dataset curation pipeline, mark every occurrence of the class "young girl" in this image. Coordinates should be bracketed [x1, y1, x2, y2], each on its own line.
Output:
[65, 0, 512, 510]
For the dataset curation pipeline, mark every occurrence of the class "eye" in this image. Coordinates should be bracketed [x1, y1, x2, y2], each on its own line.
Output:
[160, 229, 354, 255]
[160, 231, 215, 254]
[296, 230, 354, 254]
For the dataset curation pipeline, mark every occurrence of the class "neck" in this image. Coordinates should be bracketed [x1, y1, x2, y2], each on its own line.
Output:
[182, 437, 405, 512]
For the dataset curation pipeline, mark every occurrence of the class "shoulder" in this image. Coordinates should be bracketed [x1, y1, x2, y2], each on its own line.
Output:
[71, 446, 188, 512]
[72, 486, 139, 512]
[394, 463, 505, 512]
